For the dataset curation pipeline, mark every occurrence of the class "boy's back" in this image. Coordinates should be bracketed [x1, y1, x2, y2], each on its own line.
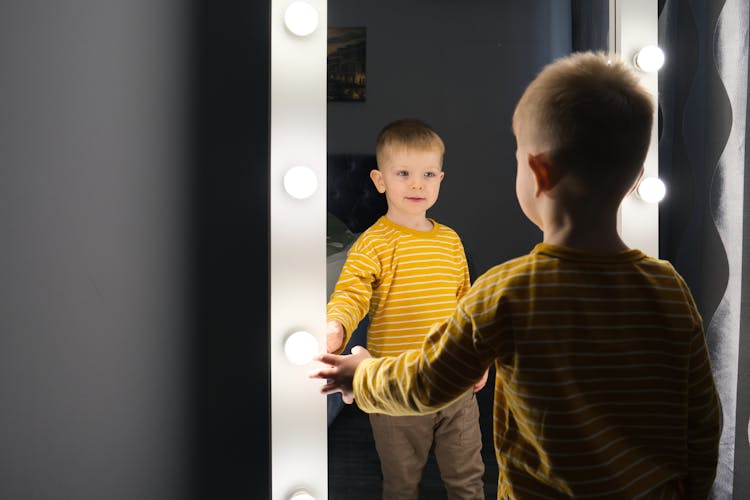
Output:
[464, 243, 720, 497]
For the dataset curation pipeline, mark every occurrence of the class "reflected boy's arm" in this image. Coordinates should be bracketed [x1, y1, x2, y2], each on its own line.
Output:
[326, 248, 379, 353]
[456, 240, 471, 300]
[472, 368, 489, 393]
[326, 320, 345, 354]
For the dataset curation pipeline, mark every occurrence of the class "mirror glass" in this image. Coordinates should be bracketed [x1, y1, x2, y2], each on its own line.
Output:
[324, 1, 614, 497]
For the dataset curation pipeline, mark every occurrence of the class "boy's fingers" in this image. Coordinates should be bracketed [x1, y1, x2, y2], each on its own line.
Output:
[319, 382, 341, 395]
[315, 352, 343, 366]
[308, 367, 336, 379]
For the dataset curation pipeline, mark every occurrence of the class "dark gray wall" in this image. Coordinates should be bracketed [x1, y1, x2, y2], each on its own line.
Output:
[328, 0, 573, 275]
[1, 2, 188, 498]
[1, 1, 270, 498]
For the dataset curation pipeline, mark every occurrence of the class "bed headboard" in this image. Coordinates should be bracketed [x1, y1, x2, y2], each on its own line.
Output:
[327, 154, 387, 233]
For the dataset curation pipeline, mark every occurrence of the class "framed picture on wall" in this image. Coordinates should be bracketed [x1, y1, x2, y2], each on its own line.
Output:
[327, 27, 366, 102]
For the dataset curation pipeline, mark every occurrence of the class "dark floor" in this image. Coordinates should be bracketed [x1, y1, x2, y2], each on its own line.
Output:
[328, 372, 498, 500]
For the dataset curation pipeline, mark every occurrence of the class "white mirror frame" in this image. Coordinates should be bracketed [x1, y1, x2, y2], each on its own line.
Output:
[271, 0, 328, 499]
[618, 0, 660, 257]
[269, 1, 657, 498]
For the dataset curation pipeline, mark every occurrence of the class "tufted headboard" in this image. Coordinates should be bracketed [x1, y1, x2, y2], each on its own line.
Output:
[327, 154, 387, 233]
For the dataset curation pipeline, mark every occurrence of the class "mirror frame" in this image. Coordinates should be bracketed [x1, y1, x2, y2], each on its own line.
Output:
[269, 1, 658, 498]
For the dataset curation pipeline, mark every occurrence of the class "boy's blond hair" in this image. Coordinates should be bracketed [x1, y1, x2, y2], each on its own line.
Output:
[513, 52, 654, 197]
[375, 119, 445, 168]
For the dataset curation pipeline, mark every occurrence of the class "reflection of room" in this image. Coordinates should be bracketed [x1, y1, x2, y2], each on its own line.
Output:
[327, 1, 582, 277]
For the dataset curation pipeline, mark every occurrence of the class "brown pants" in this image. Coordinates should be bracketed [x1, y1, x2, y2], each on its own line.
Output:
[368, 391, 485, 500]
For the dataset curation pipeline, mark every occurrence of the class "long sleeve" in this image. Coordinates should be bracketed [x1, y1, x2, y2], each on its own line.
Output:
[456, 240, 471, 299]
[326, 247, 380, 350]
[353, 299, 493, 415]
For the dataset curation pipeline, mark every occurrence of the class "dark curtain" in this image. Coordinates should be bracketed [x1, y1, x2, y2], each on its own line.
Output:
[658, 0, 749, 497]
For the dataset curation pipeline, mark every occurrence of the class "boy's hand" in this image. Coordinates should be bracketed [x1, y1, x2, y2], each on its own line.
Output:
[326, 320, 345, 353]
[473, 368, 489, 393]
[309, 345, 371, 404]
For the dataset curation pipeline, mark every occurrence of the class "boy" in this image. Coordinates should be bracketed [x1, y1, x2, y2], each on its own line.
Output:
[326, 118, 486, 500]
[312, 53, 721, 499]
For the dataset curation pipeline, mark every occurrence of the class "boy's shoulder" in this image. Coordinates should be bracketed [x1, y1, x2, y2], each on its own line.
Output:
[431, 218, 458, 235]
[347, 217, 392, 253]
[472, 244, 684, 291]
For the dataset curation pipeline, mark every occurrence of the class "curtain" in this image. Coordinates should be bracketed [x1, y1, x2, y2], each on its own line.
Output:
[659, 0, 749, 497]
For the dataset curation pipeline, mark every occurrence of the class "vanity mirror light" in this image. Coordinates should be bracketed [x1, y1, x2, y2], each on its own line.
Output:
[270, 1, 659, 498]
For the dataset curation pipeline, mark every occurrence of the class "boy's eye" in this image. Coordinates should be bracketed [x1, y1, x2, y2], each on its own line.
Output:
[424, 171, 436, 178]
[396, 171, 408, 176]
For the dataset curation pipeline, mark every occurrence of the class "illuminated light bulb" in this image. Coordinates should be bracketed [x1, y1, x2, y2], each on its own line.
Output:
[636, 176, 666, 203]
[284, 2, 319, 36]
[283, 165, 318, 199]
[288, 491, 315, 500]
[634, 45, 665, 72]
[284, 331, 319, 365]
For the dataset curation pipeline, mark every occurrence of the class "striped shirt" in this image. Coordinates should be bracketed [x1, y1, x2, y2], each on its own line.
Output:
[327, 216, 470, 357]
[354, 243, 721, 499]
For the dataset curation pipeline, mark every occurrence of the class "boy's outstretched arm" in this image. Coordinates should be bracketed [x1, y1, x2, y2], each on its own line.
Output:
[309, 345, 371, 404]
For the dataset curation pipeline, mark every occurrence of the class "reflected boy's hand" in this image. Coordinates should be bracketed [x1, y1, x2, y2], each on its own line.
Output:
[473, 369, 489, 393]
[309, 345, 371, 404]
[326, 320, 345, 353]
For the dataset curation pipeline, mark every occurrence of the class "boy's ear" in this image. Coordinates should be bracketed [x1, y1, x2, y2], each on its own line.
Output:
[527, 153, 558, 195]
[370, 169, 386, 193]
[627, 166, 645, 196]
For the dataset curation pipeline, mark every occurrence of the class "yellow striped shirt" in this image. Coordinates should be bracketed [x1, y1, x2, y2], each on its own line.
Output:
[354, 243, 721, 499]
[327, 216, 470, 357]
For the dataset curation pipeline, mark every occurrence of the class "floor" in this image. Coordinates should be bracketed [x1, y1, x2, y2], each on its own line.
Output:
[327, 373, 498, 500]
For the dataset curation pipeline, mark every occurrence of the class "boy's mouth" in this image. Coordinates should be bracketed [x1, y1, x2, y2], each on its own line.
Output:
[406, 196, 425, 202]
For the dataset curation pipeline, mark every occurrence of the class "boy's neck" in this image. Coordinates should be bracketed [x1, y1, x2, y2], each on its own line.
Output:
[384, 211, 434, 232]
[541, 204, 630, 253]
[543, 228, 629, 253]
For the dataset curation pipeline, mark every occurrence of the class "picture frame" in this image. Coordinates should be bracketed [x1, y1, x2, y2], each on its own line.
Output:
[327, 27, 366, 102]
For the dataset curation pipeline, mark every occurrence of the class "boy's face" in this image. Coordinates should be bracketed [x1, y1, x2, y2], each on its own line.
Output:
[371, 146, 444, 221]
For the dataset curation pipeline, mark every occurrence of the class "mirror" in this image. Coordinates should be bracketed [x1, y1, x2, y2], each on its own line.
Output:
[271, 1, 658, 499]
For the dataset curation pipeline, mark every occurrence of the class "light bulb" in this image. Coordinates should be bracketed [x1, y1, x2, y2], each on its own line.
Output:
[284, 331, 319, 365]
[283, 165, 318, 199]
[636, 176, 666, 203]
[284, 2, 319, 36]
[288, 491, 315, 500]
[634, 46, 665, 72]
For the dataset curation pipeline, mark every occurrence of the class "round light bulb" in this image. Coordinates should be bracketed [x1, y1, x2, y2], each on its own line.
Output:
[288, 491, 315, 500]
[284, 331, 319, 365]
[284, 2, 319, 36]
[634, 46, 665, 72]
[636, 176, 666, 203]
[283, 165, 318, 199]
